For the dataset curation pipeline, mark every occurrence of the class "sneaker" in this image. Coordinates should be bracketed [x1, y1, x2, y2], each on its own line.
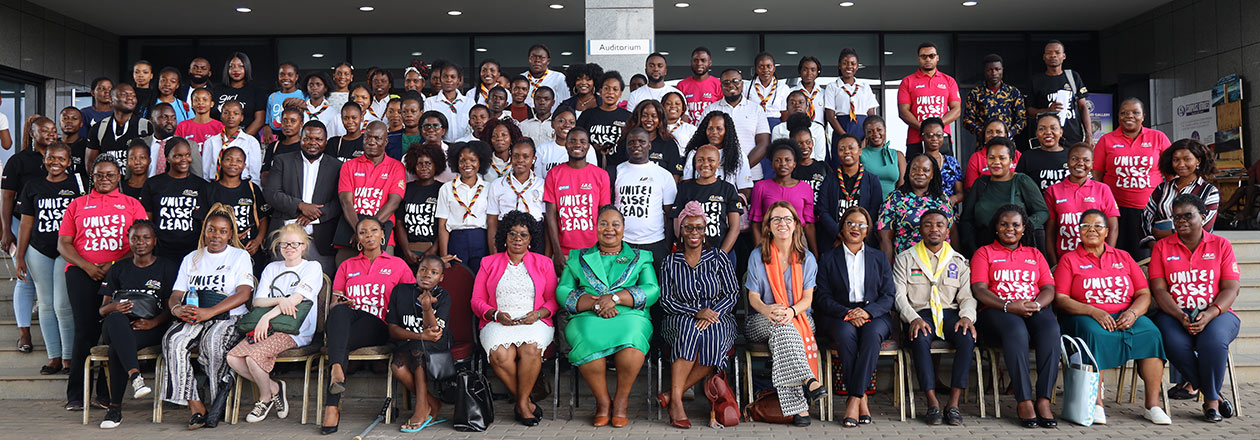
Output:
[65, 400, 84, 411]
[274, 380, 290, 419]
[1144, 406, 1172, 425]
[1093, 405, 1107, 425]
[245, 400, 274, 423]
[131, 374, 152, 400]
[100, 407, 122, 429]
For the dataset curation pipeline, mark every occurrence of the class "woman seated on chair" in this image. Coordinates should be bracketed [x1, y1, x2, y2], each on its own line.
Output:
[162, 203, 256, 430]
[744, 201, 822, 427]
[815, 206, 895, 427]
[321, 217, 416, 434]
[387, 255, 452, 432]
[970, 204, 1060, 429]
[1053, 209, 1171, 425]
[1149, 194, 1241, 423]
[657, 201, 738, 429]
[556, 205, 659, 428]
[227, 223, 324, 423]
[95, 220, 178, 429]
[471, 211, 557, 427]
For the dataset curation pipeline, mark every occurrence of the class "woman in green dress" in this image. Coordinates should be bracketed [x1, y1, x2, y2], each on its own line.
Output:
[557, 205, 660, 428]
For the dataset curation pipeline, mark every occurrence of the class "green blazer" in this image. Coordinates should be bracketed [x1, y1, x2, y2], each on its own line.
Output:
[556, 244, 660, 365]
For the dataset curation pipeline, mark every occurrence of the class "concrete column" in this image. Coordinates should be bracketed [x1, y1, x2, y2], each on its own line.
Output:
[584, 0, 653, 80]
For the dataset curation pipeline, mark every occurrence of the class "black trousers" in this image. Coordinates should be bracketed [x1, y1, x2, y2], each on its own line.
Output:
[323, 305, 388, 406]
[822, 314, 892, 395]
[100, 311, 167, 405]
[977, 307, 1060, 402]
[1117, 207, 1149, 261]
[66, 265, 108, 403]
[905, 309, 975, 391]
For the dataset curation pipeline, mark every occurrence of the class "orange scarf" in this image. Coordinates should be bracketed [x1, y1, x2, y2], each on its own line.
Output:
[766, 244, 820, 378]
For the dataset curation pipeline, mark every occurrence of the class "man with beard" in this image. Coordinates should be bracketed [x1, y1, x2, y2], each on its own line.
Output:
[86, 83, 152, 169]
[264, 120, 344, 279]
[176, 57, 216, 107]
[626, 53, 681, 111]
[520, 44, 570, 112]
[701, 69, 771, 180]
[897, 42, 961, 158]
[676, 47, 721, 124]
[59, 106, 90, 175]
[148, 102, 203, 177]
[963, 54, 1026, 145]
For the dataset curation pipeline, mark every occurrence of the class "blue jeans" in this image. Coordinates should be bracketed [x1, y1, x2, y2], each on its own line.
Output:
[9, 222, 36, 329]
[25, 247, 73, 359]
[1153, 309, 1240, 402]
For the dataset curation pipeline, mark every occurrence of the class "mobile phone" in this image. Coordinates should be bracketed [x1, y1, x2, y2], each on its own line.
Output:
[1189, 306, 1203, 322]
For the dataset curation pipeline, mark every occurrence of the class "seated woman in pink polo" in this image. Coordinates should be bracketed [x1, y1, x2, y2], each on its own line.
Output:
[471, 211, 558, 426]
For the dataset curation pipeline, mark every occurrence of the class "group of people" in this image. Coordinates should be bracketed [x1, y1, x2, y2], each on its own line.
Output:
[0, 38, 1242, 433]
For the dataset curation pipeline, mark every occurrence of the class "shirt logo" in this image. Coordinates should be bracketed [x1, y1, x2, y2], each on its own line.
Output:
[348, 271, 361, 277]
[1079, 264, 1094, 269]
[1055, 198, 1068, 204]
[1112, 263, 1125, 269]
[1024, 259, 1037, 264]
[993, 259, 1007, 263]
[650, 152, 663, 160]
[380, 268, 392, 275]
[215, 265, 226, 271]
[914, 84, 926, 89]
[947, 263, 958, 279]
[707, 195, 725, 202]
[910, 268, 925, 276]
[580, 183, 592, 190]
[379, 173, 389, 179]
[237, 198, 252, 206]
[114, 204, 126, 209]
[1110, 143, 1124, 148]
[1084, 197, 1096, 203]
[1166, 256, 1181, 261]
[86, 205, 97, 209]
[183, 190, 199, 197]
[1204, 253, 1216, 260]
[354, 172, 366, 177]
[145, 280, 162, 290]
[558, 185, 570, 191]
[58, 189, 76, 196]
[1141, 142, 1152, 148]
[937, 83, 947, 89]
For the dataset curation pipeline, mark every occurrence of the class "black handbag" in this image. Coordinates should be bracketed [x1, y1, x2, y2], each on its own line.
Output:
[452, 369, 495, 432]
[187, 288, 230, 321]
[417, 294, 456, 381]
[114, 289, 161, 320]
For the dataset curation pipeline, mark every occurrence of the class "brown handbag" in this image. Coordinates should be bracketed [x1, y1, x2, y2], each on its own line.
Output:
[704, 371, 740, 427]
[744, 389, 792, 424]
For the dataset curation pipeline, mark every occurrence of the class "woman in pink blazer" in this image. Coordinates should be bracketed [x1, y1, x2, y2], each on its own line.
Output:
[471, 211, 558, 426]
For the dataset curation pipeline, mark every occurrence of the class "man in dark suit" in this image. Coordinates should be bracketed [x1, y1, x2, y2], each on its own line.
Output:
[265, 119, 343, 278]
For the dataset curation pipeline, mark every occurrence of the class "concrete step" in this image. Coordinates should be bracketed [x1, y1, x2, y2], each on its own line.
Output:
[1217, 231, 1260, 257]
[0, 367, 70, 400]
[0, 319, 44, 345]
[0, 344, 56, 369]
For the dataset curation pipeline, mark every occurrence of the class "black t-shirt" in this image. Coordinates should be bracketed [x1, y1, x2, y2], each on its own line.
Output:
[98, 256, 179, 321]
[1, 148, 46, 217]
[87, 116, 152, 168]
[201, 180, 271, 243]
[67, 138, 90, 176]
[215, 84, 267, 131]
[17, 174, 88, 258]
[121, 181, 144, 200]
[385, 284, 452, 352]
[141, 173, 208, 259]
[793, 160, 831, 208]
[328, 136, 365, 162]
[1014, 148, 1070, 192]
[609, 137, 683, 176]
[263, 139, 301, 173]
[1029, 70, 1090, 144]
[400, 181, 443, 243]
[134, 86, 158, 120]
[672, 179, 744, 249]
[576, 107, 631, 160]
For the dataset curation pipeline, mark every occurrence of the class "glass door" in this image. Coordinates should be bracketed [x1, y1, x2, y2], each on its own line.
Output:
[0, 78, 39, 166]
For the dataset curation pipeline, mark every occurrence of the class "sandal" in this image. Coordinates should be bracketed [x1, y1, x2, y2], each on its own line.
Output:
[16, 340, 32, 353]
[804, 378, 825, 402]
[842, 417, 858, 428]
[400, 415, 432, 433]
[40, 364, 63, 375]
[858, 415, 872, 424]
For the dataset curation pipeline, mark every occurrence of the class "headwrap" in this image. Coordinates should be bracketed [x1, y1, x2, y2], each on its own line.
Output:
[674, 200, 707, 232]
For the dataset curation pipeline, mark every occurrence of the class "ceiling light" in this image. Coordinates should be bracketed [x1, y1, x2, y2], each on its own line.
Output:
[786, 50, 798, 55]
[774, 63, 781, 67]
[752, 8, 767, 13]
[475, 47, 487, 52]
[839, 1, 854, 6]
[675, 2, 689, 7]
[725, 47, 736, 52]
[235, 7, 251, 13]
[884, 51, 894, 55]
[410, 51, 422, 56]
[962, 1, 977, 5]
[311, 53, 325, 58]
[660, 51, 670, 55]
[447, 10, 462, 15]
[562, 64, 570, 68]
[561, 51, 573, 56]
[359, 6, 374, 11]
[549, 4, 564, 9]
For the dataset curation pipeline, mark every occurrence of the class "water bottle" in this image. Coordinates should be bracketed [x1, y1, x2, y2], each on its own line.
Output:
[185, 288, 199, 307]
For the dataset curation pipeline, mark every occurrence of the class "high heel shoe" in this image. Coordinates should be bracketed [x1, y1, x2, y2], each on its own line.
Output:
[611, 416, 629, 428]
[656, 393, 670, 408]
[320, 423, 338, 435]
[804, 378, 825, 402]
[592, 415, 610, 427]
[669, 416, 691, 429]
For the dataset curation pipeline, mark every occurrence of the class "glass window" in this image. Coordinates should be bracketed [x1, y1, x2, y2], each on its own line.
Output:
[655, 34, 760, 81]
[0, 78, 38, 164]
[197, 38, 277, 90]
[352, 36, 469, 91]
[763, 33, 880, 89]
[277, 37, 347, 77]
[954, 33, 1029, 150]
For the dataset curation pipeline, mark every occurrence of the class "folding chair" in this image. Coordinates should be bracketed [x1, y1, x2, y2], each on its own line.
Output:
[823, 339, 907, 422]
[315, 278, 395, 425]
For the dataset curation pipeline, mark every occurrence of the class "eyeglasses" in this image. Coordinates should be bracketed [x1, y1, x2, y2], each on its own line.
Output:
[1171, 213, 1196, 222]
[844, 221, 870, 230]
[278, 241, 305, 249]
[918, 53, 939, 59]
[1078, 223, 1107, 230]
[922, 132, 946, 139]
[681, 225, 705, 233]
[507, 231, 531, 240]
[768, 216, 794, 225]
[528, 54, 549, 60]
[720, 79, 743, 86]
[92, 172, 119, 180]
[421, 124, 443, 130]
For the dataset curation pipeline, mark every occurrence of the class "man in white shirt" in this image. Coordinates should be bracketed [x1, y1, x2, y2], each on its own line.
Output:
[263, 120, 343, 278]
[519, 86, 556, 143]
[745, 53, 788, 126]
[521, 44, 570, 113]
[626, 53, 682, 111]
[702, 69, 771, 180]
[424, 63, 475, 142]
[614, 127, 676, 267]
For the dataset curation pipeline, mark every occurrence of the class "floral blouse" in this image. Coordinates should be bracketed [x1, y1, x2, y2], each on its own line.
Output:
[877, 189, 954, 255]
[940, 154, 962, 197]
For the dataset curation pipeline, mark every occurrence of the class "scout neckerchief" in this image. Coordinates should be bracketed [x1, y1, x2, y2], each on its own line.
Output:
[527, 71, 549, 99]
[441, 92, 461, 114]
[841, 82, 860, 122]
[306, 99, 329, 118]
[490, 156, 509, 178]
[800, 85, 821, 120]
[478, 83, 491, 102]
[913, 240, 956, 339]
[668, 121, 682, 135]
[452, 180, 485, 220]
[754, 78, 778, 111]
[836, 164, 865, 202]
[507, 172, 536, 214]
[220, 128, 240, 146]
[766, 244, 820, 378]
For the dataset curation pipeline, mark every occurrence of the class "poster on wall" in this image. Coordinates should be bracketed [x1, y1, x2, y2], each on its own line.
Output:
[1172, 90, 1217, 146]
[1086, 94, 1112, 144]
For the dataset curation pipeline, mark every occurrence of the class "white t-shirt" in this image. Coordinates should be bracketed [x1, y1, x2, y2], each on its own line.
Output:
[681, 148, 753, 190]
[519, 115, 555, 143]
[668, 121, 698, 157]
[744, 78, 789, 115]
[424, 92, 476, 143]
[521, 70, 570, 112]
[533, 140, 598, 182]
[824, 81, 880, 121]
[626, 85, 683, 113]
[701, 98, 771, 179]
[486, 172, 545, 221]
[201, 131, 264, 186]
[615, 161, 677, 244]
[255, 259, 323, 346]
[174, 246, 256, 317]
[788, 84, 828, 125]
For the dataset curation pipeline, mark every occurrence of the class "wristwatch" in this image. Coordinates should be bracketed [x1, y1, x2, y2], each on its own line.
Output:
[594, 303, 602, 311]
[611, 293, 621, 304]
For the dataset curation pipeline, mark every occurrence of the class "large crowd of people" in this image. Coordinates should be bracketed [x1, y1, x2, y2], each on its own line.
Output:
[0, 38, 1243, 433]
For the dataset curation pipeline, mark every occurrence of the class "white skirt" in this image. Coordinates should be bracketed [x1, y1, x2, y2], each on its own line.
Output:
[479, 321, 554, 356]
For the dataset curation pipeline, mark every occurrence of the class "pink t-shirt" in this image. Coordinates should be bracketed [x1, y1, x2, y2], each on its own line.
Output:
[677, 76, 722, 125]
[748, 179, 815, 224]
[332, 253, 416, 321]
[1054, 246, 1147, 314]
[896, 70, 960, 144]
[1148, 232, 1241, 310]
[970, 243, 1054, 303]
[1044, 178, 1121, 257]
[963, 148, 1022, 190]
[1093, 128, 1171, 209]
[543, 163, 611, 256]
[58, 190, 148, 265]
[175, 119, 225, 153]
[339, 155, 407, 244]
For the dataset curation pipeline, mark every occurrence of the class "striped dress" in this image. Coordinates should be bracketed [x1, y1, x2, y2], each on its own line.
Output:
[1140, 176, 1219, 247]
[659, 248, 738, 368]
